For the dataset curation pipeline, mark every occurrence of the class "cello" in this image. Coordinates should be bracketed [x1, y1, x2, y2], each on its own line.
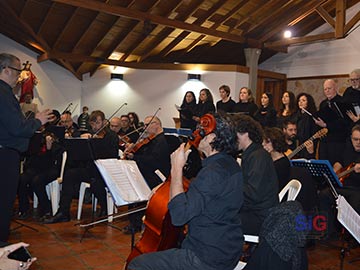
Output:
[125, 114, 216, 269]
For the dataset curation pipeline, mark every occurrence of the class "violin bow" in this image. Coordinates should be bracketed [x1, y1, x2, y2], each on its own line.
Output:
[93, 102, 128, 137]
[136, 107, 161, 143]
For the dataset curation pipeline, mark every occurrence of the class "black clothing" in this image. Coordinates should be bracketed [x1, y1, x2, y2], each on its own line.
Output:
[240, 143, 279, 235]
[77, 112, 90, 131]
[274, 156, 291, 192]
[277, 112, 297, 129]
[244, 201, 308, 270]
[118, 127, 139, 145]
[317, 95, 351, 165]
[216, 98, 236, 113]
[129, 152, 244, 270]
[233, 102, 258, 117]
[336, 140, 360, 188]
[133, 132, 171, 189]
[342, 86, 360, 107]
[254, 106, 277, 127]
[179, 101, 197, 130]
[169, 153, 243, 270]
[57, 130, 119, 217]
[296, 111, 319, 144]
[0, 80, 42, 152]
[195, 101, 215, 118]
[0, 79, 42, 241]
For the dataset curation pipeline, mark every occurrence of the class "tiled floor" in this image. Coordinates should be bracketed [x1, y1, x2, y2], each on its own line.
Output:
[8, 203, 360, 270]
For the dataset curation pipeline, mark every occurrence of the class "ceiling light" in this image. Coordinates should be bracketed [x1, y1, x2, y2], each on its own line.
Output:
[110, 73, 124, 80]
[284, 30, 292, 38]
[187, 74, 201, 81]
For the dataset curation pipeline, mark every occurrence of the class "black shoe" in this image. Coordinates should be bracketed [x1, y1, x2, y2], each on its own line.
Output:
[43, 212, 70, 224]
[38, 212, 52, 222]
[17, 210, 31, 220]
[122, 225, 142, 235]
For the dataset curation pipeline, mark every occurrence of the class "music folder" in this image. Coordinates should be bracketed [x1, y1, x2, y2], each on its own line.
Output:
[337, 195, 360, 244]
[94, 159, 151, 206]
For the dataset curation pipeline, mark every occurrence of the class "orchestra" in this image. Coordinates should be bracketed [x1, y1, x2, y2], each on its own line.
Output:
[2, 51, 360, 270]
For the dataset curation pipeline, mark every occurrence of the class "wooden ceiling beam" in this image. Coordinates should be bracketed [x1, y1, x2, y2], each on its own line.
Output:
[264, 32, 335, 47]
[288, 0, 329, 26]
[124, 0, 185, 62]
[52, 0, 247, 44]
[53, 8, 79, 49]
[344, 10, 360, 33]
[260, 0, 327, 43]
[1, 2, 49, 52]
[36, 3, 55, 35]
[335, 0, 346, 38]
[315, 6, 335, 28]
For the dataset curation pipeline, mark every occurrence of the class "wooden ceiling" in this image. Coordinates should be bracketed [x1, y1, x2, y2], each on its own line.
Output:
[0, 0, 359, 80]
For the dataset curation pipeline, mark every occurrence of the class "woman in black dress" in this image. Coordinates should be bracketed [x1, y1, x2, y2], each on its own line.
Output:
[179, 91, 197, 130]
[233, 87, 258, 117]
[193, 88, 215, 122]
[254, 92, 277, 127]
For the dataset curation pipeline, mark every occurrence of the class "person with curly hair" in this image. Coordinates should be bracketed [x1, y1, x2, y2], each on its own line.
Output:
[128, 114, 244, 270]
[263, 127, 291, 191]
[233, 114, 279, 235]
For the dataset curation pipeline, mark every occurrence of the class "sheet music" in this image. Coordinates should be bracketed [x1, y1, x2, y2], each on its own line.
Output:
[337, 195, 360, 244]
[95, 159, 151, 206]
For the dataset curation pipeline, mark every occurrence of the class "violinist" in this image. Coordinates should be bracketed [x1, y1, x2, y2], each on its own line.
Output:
[59, 112, 80, 138]
[44, 110, 119, 224]
[128, 115, 244, 270]
[0, 53, 54, 241]
[319, 124, 360, 237]
[123, 116, 171, 234]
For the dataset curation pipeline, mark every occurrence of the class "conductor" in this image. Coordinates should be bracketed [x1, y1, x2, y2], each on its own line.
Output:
[0, 53, 53, 241]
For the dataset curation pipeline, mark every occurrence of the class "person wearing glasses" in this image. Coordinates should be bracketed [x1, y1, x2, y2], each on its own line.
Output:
[319, 124, 360, 237]
[0, 53, 53, 241]
[122, 115, 171, 234]
[343, 69, 360, 124]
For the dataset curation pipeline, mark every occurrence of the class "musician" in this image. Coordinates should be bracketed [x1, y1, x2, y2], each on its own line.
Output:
[315, 79, 351, 165]
[59, 112, 80, 138]
[128, 115, 243, 270]
[0, 53, 53, 241]
[234, 114, 279, 235]
[77, 106, 90, 131]
[319, 124, 360, 236]
[44, 110, 119, 223]
[118, 115, 139, 144]
[17, 130, 64, 221]
[232, 87, 258, 117]
[216, 84, 236, 113]
[343, 69, 360, 124]
[193, 88, 215, 122]
[123, 116, 171, 234]
[263, 127, 291, 191]
[283, 120, 315, 159]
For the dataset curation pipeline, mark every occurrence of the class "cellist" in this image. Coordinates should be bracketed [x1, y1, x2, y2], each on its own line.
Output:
[127, 114, 244, 270]
[122, 115, 171, 234]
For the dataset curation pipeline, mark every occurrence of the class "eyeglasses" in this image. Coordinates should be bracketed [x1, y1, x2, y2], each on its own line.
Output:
[7, 66, 22, 74]
[349, 78, 360, 83]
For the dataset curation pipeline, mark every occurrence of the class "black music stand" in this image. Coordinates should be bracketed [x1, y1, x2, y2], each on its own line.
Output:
[64, 138, 120, 241]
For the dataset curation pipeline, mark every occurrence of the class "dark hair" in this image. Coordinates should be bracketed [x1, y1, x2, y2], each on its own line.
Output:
[89, 110, 105, 121]
[282, 119, 297, 129]
[128, 112, 140, 127]
[263, 127, 288, 153]
[262, 92, 274, 108]
[279, 91, 296, 116]
[296, 93, 317, 114]
[233, 114, 264, 144]
[200, 88, 214, 103]
[181, 91, 196, 107]
[210, 114, 238, 155]
[219, 85, 231, 96]
[120, 114, 130, 120]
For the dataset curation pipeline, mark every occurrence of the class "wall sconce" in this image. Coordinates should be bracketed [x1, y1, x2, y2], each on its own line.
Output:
[110, 73, 124, 80]
[187, 74, 201, 81]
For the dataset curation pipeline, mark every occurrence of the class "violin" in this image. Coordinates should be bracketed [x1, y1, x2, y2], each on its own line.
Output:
[125, 114, 216, 269]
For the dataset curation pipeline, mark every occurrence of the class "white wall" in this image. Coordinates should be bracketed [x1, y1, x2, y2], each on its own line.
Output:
[260, 2, 360, 78]
[82, 66, 248, 127]
[0, 34, 81, 117]
[0, 33, 249, 128]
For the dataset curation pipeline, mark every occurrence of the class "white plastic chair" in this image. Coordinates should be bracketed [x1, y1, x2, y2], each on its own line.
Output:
[33, 151, 67, 215]
[278, 179, 302, 202]
[77, 182, 116, 222]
